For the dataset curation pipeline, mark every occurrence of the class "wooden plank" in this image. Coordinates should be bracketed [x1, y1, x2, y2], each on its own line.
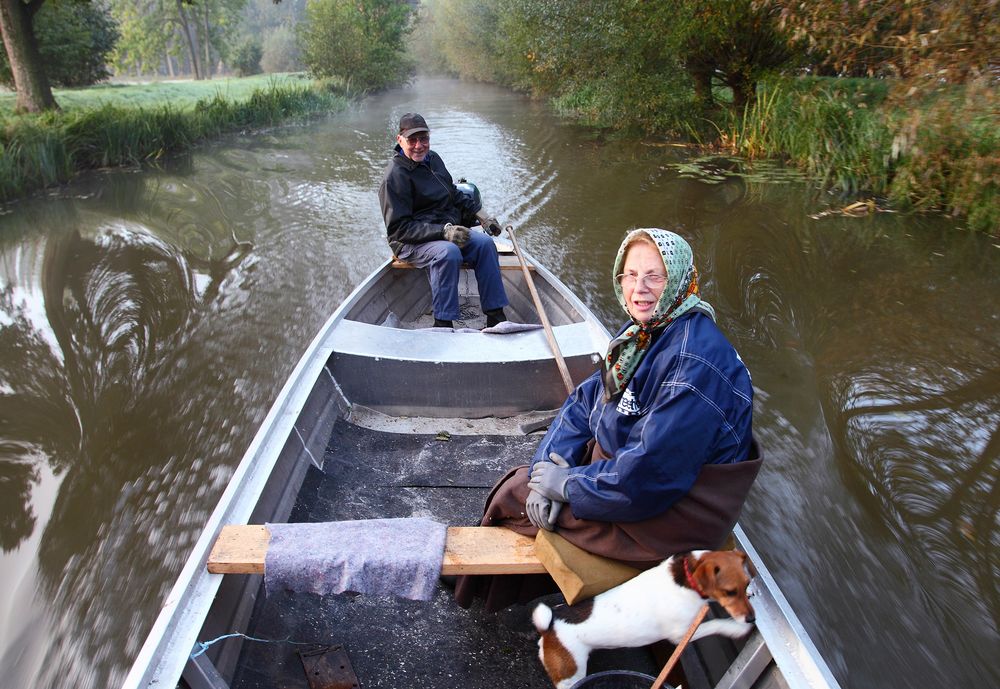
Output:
[206, 525, 546, 576]
[391, 257, 533, 271]
[209, 524, 270, 575]
[442, 526, 545, 575]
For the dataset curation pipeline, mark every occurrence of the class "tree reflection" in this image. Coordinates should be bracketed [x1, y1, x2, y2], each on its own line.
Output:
[0, 212, 256, 685]
[706, 211, 1000, 686]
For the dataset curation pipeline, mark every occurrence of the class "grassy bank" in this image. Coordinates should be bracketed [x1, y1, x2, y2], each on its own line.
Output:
[550, 75, 998, 235]
[720, 77, 999, 235]
[0, 74, 349, 201]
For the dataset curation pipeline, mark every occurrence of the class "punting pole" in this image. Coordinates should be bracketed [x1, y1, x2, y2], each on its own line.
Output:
[505, 226, 575, 396]
[650, 603, 710, 688]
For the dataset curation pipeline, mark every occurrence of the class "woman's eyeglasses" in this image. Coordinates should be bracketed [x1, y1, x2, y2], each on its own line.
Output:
[616, 272, 667, 290]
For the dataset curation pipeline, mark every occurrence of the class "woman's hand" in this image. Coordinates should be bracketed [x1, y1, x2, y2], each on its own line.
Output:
[525, 490, 563, 531]
[528, 452, 572, 501]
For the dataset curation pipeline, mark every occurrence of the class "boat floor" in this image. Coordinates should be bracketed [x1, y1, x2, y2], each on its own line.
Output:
[230, 418, 659, 689]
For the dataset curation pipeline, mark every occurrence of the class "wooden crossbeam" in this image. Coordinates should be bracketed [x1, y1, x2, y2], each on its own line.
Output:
[391, 256, 533, 271]
[207, 524, 546, 576]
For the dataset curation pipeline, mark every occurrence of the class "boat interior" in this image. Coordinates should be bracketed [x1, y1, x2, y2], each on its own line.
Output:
[218, 416, 754, 689]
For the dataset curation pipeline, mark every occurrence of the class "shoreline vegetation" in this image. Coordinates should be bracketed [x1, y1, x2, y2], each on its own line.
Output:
[557, 75, 999, 235]
[465, 73, 1000, 236]
[0, 74, 349, 202]
[1, 69, 995, 236]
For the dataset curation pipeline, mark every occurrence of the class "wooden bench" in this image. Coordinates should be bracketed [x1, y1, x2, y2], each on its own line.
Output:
[390, 255, 533, 271]
[208, 524, 547, 576]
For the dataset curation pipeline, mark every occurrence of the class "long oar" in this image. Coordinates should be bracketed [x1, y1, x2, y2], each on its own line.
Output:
[505, 225, 575, 396]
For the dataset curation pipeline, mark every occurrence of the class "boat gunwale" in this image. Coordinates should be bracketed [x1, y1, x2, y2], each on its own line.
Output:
[119, 259, 385, 689]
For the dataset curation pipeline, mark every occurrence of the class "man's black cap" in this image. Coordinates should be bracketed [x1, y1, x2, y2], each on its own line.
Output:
[398, 112, 429, 138]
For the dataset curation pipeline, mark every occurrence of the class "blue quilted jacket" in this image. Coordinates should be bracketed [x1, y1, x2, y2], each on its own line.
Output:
[530, 311, 754, 522]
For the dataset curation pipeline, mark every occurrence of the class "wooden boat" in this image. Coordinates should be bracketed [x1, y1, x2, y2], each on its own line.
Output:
[121, 241, 842, 689]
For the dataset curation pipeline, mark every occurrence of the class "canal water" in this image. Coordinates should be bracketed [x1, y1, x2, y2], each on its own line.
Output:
[0, 76, 997, 689]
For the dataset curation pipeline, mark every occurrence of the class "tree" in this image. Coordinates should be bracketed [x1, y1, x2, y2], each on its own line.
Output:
[260, 25, 300, 73]
[229, 37, 261, 76]
[111, 0, 247, 80]
[669, 1, 798, 108]
[778, 0, 999, 87]
[0, 0, 118, 88]
[299, 0, 413, 91]
[0, 0, 57, 112]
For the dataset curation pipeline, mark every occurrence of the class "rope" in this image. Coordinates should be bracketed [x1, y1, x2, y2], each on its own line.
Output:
[190, 632, 316, 659]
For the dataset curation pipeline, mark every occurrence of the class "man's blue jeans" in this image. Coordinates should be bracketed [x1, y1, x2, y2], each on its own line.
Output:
[396, 231, 509, 321]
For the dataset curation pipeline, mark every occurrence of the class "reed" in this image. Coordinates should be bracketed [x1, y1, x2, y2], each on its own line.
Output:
[0, 80, 346, 201]
[721, 78, 893, 196]
[719, 77, 998, 234]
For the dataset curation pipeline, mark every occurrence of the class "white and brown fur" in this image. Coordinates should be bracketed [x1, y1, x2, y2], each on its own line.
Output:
[531, 550, 755, 689]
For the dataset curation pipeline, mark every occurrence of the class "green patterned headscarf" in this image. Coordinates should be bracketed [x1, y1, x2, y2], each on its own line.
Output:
[603, 229, 715, 400]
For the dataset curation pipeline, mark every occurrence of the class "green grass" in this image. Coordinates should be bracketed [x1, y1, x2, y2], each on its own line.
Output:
[0, 75, 349, 201]
[0, 72, 314, 113]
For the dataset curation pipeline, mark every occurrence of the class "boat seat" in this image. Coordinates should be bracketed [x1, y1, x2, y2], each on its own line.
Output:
[207, 524, 547, 576]
[391, 255, 534, 270]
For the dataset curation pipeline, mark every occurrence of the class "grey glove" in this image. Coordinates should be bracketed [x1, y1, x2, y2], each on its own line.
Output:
[527, 452, 571, 502]
[526, 489, 564, 531]
[443, 223, 470, 247]
[483, 217, 503, 237]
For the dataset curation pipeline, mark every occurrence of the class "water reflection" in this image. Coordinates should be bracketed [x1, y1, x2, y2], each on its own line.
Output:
[715, 215, 1000, 686]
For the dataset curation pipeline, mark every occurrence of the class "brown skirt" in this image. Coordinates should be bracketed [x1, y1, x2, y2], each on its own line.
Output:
[453, 439, 761, 611]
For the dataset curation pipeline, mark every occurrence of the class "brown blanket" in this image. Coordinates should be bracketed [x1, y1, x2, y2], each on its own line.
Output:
[454, 439, 761, 611]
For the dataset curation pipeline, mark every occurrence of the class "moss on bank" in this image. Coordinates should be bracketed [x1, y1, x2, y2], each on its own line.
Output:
[0, 77, 349, 202]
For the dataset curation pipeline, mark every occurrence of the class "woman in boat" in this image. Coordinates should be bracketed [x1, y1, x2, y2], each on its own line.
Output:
[454, 228, 761, 612]
[378, 112, 509, 329]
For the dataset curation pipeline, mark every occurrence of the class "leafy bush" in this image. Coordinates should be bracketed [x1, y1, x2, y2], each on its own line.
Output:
[230, 40, 264, 77]
[299, 0, 414, 92]
[0, 0, 119, 88]
[888, 81, 1000, 233]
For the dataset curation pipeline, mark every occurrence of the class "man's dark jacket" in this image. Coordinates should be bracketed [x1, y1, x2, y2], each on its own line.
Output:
[378, 146, 479, 256]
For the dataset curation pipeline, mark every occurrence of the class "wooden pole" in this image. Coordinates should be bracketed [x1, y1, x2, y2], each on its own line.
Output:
[650, 603, 710, 689]
[506, 226, 575, 396]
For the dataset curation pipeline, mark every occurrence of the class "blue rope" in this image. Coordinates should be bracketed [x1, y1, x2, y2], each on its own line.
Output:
[190, 632, 315, 659]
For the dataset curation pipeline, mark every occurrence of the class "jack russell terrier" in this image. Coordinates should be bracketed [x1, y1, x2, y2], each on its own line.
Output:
[532, 550, 755, 689]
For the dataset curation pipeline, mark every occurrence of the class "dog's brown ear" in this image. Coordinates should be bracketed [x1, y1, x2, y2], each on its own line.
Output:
[694, 556, 716, 592]
[739, 550, 758, 578]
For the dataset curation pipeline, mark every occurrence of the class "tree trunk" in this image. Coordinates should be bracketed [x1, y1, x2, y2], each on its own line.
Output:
[0, 0, 57, 112]
[176, 0, 202, 79]
[729, 76, 756, 111]
[690, 67, 714, 106]
[201, 2, 211, 79]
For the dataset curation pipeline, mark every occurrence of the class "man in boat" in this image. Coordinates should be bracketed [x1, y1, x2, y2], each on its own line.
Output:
[455, 229, 761, 611]
[378, 112, 510, 329]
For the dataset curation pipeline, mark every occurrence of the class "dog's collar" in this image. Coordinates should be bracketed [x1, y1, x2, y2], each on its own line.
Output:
[683, 555, 708, 599]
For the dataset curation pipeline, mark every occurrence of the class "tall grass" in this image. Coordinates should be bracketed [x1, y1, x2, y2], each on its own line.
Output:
[721, 77, 999, 234]
[721, 78, 893, 195]
[0, 79, 347, 201]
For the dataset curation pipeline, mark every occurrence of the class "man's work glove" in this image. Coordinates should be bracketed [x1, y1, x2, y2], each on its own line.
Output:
[483, 217, 503, 237]
[443, 223, 470, 247]
[527, 452, 571, 502]
[475, 210, 504, 237]
[526, 489, 563, 531]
